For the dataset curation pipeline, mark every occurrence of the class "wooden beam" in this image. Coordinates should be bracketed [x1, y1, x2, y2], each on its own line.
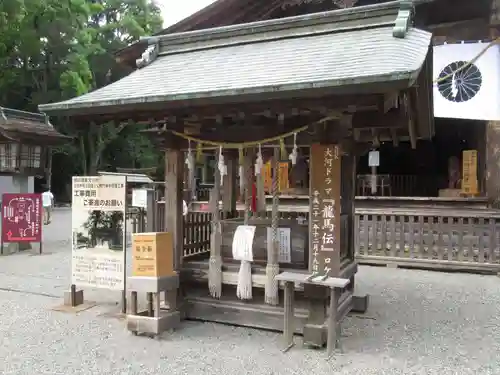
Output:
[352, 109, 407, 129]
[379, 92, 399, 113]
[71, 94, 381, 125]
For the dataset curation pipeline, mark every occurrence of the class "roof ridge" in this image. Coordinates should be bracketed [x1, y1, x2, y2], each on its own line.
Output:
[158, 22, 396, 57]
[142, 1, 405, 46]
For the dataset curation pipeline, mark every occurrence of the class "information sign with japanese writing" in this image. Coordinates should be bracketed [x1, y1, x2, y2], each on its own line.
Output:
[1, 193, 42, 243]
[71, 175, 126, 290]
[309, 144, 341, 277]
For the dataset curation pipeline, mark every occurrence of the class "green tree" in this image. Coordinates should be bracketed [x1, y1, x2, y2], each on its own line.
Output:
[0, 0, 164, 197]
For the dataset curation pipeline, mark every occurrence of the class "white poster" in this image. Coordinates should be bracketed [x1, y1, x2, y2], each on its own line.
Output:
[433, 42, 500, 120]
[71, 175, 126, 290]
[266, 227, 292, 263]
[131, 188, 147, 208]
[232, 225, 256, 262]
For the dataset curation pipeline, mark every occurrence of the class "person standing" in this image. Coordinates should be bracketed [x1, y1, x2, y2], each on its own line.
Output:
[42, 189, 54, 224]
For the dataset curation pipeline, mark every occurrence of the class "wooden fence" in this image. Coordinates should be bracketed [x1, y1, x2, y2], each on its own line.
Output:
[355, 208, 500, 272]
[153, 202, 212, 258]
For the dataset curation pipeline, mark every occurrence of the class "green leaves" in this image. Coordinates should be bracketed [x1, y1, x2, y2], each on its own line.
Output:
[0, 0, 165, 186]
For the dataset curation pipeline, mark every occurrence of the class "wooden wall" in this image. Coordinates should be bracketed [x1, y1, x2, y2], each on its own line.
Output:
[486, 122, 500, 207]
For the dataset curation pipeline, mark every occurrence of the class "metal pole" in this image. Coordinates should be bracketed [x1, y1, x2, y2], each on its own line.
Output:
[121, 177, 127, 314]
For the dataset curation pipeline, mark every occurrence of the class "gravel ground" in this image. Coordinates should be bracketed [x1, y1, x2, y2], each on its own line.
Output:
[0, 208, 500, 374]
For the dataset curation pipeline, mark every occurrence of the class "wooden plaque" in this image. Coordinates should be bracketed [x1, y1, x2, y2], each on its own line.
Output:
[462, 149, 478, 195]
[309, 144, 341, 277]
[263, 161, 272, 193]
[132, 232, 175, 277]
[278, 162, 290, 192]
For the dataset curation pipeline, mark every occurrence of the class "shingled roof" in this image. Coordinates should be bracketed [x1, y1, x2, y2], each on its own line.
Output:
[0, 107, 70, 145]
[39, 1, 432, 116]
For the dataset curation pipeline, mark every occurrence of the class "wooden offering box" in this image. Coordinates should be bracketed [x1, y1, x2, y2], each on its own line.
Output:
[131, 232, 175, 277]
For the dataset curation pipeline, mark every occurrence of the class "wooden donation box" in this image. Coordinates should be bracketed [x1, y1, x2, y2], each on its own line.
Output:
[132, 232, 175, 277]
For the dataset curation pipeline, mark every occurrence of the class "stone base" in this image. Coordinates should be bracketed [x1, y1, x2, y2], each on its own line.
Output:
[2, 242, 32, 255]
[64, 288, 84, 307]
[352, 294, 369, 313]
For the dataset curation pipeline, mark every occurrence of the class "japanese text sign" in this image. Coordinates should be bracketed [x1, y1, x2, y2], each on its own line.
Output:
[2, 193, 43, 243]
[72, 175, 126, 212]
[309, 144, 341, 277]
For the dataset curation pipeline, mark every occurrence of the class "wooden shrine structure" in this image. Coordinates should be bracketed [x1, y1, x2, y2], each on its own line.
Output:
[40, 2, 436, 348]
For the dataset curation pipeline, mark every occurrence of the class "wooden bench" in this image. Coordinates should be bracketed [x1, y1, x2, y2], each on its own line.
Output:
[275, 271, 350, 357]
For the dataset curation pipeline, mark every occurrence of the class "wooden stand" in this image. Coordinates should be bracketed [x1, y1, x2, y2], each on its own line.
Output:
[126, 275, 180, 338]
[275, 272, 350, 357]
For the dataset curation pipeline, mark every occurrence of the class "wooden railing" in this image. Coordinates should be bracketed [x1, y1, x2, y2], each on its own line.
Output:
[356, 174, 440, 197]
[355, 208, 500, 272]
[155, 202, 212, 258]
[183, 212, 211, 257]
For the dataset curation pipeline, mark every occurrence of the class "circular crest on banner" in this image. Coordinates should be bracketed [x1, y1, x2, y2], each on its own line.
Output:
[437, 61, 482, 103]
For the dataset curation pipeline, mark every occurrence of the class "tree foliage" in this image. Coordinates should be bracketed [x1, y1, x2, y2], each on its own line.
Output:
[0, 0, 164, 199]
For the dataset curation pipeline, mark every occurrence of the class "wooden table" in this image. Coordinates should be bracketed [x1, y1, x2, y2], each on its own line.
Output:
[275, 272, 350, 357]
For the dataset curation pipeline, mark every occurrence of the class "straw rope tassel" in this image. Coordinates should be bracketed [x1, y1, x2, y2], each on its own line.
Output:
[237, 149, 253, 300]
[265, 147, 280, 305]
[208, 153, 222, 299]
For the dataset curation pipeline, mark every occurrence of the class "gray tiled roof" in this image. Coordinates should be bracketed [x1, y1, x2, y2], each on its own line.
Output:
[39, 7, 432, 115]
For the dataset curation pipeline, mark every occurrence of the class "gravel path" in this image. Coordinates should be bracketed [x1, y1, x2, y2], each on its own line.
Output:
[0, 208, 500, 374]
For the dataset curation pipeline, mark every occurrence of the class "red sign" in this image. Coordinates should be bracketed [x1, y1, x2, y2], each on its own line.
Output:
[1, 193, 42, 243]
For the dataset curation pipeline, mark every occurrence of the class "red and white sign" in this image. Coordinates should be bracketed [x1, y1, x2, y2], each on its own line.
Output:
[1, 193, 42, 243]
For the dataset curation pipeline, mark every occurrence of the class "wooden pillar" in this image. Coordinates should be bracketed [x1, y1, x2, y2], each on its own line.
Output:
[243, 149, 253, 223]
[486, 121, 500, 207]
[201, 154, 208, 184]
[208, 150, 222, 298]
[222, 152, 237, 214]
[165, 148, 184, 271]
[46, 148, 53, 190]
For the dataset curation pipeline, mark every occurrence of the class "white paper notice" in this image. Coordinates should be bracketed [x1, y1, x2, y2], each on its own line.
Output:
[266, 227, 292, 263]
[132, 188, 148, 208]
[232, 225, 256, 262]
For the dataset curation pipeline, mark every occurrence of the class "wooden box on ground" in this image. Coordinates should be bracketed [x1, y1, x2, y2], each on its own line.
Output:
[131, 232, 175, 277]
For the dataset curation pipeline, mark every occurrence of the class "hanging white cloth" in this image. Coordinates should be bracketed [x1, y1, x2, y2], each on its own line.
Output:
[232, 225, 255, 300]
[289, 133, 298, 165]
[217, 146, 227, 186]
[255, 144, 264, 176]
[185, 141, 194, 171]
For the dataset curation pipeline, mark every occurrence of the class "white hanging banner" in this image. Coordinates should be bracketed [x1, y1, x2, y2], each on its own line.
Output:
[433, 42, 500, 121]
[232, 225, 256, 262]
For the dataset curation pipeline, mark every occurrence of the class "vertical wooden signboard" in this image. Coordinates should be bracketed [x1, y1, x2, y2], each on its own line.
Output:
[462, 149, 478, 195]
[278, 162, 290, 192]
[263, 161, 272, 193]
[309, 144, 341, 277]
